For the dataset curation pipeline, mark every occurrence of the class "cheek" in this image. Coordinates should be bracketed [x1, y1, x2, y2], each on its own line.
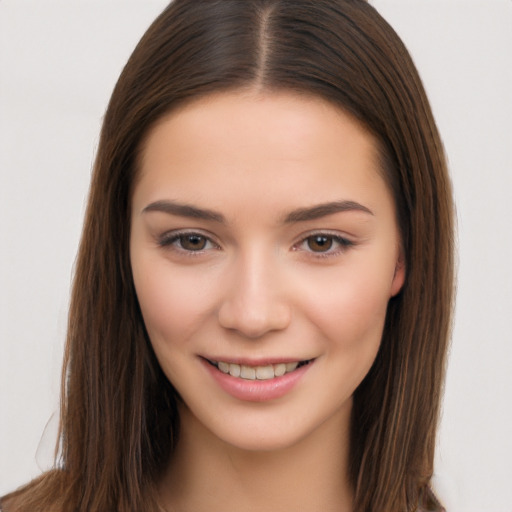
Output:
[132, 259, 219, 348]
[300, 262, 393, 353]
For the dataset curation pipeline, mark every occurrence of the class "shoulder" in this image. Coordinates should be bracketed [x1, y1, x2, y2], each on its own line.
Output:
[0, 470, 67, 512]
[0, 495, 15, 512]
[0, 494, 64, 512]
[0, 494, 17, 512]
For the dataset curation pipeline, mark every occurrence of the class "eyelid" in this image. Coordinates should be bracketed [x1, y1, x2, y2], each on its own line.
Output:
[157, 229, 221, 252]
[292, 230, 355, 257]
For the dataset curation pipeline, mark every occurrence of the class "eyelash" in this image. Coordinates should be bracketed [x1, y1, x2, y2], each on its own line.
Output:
[157, 230, 354, 258]
[157, 231, 220, 255]
[293, 232, 354, 258]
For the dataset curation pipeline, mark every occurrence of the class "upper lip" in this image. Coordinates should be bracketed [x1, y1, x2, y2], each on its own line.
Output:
[201, 356, 314, 366]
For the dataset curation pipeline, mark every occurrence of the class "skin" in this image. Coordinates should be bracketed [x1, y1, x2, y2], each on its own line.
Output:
[130, 91, 405, 512]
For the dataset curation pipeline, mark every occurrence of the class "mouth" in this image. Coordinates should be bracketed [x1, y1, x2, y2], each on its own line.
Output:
[205, 358, 314, 381]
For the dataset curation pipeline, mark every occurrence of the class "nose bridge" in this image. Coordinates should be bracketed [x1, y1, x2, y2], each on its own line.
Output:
[217, 243, 291, 338]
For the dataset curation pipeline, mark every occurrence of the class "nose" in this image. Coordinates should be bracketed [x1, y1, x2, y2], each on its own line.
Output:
[217, 251, 291, 339]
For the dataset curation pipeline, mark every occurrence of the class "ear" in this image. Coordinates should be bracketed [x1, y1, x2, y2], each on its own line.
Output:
[390, 248, 406, 297]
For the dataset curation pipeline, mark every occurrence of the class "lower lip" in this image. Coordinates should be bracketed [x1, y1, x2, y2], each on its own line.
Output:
[201, 359, 313, 402]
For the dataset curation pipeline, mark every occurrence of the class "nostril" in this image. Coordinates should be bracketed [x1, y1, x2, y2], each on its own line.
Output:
[217, 301, 291, 338]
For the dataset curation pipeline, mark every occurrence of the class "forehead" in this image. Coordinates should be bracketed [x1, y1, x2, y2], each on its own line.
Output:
[134, 91, 392, 217]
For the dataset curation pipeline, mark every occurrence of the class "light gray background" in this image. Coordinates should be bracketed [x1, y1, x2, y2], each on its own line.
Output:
[1, 1, 511, 510]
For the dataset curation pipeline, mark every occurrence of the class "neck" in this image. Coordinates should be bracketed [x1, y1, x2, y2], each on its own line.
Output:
[158, 403, 354, 512]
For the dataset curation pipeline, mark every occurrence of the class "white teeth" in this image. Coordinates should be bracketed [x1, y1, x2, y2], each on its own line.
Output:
[274, 363, 286, 377]
[229, 363, 241, 377]
[286, 362, 299, 372]
[218, 361, 230, 373]
[256, 365, 274, 380]
[214, 360, 307, 380]
[240, 365, 256, 380]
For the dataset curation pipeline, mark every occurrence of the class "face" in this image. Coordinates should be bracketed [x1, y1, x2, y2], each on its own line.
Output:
[130, 91, 405, 452]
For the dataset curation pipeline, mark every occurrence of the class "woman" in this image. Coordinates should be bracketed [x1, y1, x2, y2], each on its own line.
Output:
[1, 1, 454, 511]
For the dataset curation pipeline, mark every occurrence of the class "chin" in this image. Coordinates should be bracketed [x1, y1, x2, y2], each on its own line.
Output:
[217, 428, 307, 453]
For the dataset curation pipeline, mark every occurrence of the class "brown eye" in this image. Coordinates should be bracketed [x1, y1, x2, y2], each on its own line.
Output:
[307, 235, 333, 252]
[179, 234, 208, 251]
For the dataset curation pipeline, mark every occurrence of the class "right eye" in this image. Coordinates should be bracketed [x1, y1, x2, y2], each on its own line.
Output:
[158, 231, 218, 253]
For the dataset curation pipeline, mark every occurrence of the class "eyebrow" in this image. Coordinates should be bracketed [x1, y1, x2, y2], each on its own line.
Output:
[283, 200, 374, 223]
[142, 200, 226, 223]
[141, 199, 373, 224]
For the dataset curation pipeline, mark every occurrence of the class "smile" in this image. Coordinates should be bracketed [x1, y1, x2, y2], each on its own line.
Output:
[207, 359, 313, 381]
[202, 357, 315, 401]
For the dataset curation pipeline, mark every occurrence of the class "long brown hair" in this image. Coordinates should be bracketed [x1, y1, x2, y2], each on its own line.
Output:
[2, 1, 454, 511]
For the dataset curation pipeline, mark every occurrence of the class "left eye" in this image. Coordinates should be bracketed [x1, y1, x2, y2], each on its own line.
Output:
[177, 234, 209, 251]
[306, 235, 334, 252]
[296, 234, 353, 254]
